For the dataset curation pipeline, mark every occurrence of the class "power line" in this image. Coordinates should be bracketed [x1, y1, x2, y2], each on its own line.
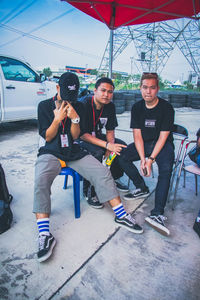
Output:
[0, 23, 100, 60]
[0, 0, 25, 23]
[3, 0, 39, 25]
[0, 8, 75, 48]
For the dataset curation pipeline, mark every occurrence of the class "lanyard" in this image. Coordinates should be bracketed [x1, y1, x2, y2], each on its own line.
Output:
[91, 96, 104, 132]
[53, 96, 67, 134]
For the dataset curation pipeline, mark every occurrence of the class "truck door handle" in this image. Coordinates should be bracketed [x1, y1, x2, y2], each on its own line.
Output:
[6, 85, 15, 89]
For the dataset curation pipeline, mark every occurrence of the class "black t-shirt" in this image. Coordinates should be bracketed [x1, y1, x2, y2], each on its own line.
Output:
[37, 96, 88, 161]
[83, 96, 118, 138]
[131, 97, 174, 144]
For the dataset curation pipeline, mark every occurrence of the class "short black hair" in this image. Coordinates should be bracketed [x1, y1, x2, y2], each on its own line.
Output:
[95, 77, 115, 89]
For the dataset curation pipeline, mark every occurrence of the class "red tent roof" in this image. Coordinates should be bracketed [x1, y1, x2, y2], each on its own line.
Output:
[63, 0, 200, 29]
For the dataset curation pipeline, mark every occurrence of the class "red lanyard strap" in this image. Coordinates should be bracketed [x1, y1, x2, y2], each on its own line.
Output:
[61, 116, 68, 134]
[91, 96, 103, 132]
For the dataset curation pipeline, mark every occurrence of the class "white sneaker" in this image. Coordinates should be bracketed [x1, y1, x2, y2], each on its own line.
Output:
[145, 215, 170, 236]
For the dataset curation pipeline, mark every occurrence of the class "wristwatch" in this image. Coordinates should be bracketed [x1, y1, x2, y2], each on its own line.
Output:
[71, 117, 80, 124]
[148, 156, 155, 163]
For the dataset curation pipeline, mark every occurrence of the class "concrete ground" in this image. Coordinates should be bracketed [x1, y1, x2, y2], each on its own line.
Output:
[0, 108, 199, 300]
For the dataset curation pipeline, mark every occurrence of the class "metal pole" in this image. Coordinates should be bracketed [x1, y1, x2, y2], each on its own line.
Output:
[109, 29, 113, 78]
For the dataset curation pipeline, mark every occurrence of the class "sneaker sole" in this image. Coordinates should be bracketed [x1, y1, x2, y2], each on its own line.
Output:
[87, 202, 104, 209]
[145, 217, 170, 236]
[117, 187, 130, 192]
[115, 221, 143, 234]
[38, 239, 56, 263]
[123, 192, 150, 201]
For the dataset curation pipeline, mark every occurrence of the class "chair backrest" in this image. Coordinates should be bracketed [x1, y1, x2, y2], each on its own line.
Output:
[173, 124, 188, 138]
[172, 124, 188, 166]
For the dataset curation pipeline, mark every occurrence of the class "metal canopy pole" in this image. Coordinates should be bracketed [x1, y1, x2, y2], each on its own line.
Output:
[109, 29, 113, 78]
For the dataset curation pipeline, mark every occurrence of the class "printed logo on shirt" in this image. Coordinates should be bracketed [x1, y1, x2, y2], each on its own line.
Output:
[100, 118, 108, 128]
[145, 119, 156, 127]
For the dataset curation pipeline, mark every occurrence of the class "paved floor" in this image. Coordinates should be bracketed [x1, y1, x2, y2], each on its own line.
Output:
[0, 108, 199, 300]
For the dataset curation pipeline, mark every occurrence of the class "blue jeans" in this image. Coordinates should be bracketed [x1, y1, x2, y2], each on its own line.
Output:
[118, 141, 174, 215]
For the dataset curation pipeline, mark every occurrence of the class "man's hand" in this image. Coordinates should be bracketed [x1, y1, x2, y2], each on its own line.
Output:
[64, 101, 79, 120]
[140, 158, 153, 177]
[54, 101, 68, 122]
[106, 142, 127, 156]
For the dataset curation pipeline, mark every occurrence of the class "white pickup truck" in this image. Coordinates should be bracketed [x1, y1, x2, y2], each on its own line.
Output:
[0, 55, 57, 123]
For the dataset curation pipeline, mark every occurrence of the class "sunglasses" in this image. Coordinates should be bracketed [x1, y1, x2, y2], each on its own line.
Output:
[142, 72, 158, 77]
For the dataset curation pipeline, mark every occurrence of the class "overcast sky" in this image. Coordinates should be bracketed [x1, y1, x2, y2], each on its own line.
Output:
[0, 0, 193, 82]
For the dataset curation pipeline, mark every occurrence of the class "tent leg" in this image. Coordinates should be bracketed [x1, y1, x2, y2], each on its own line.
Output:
[109, 29, 113, 79]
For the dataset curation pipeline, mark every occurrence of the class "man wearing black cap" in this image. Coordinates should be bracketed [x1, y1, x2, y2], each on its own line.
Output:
[33, 72, 143, 263]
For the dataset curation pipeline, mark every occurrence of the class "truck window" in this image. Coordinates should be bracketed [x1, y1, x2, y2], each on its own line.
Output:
[0, 56, 39, 82]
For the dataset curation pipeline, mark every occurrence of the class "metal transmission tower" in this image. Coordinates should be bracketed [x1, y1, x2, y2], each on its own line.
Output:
[172, 18, 200, 77]
[98, 27, 133, 76]
[128, 22, 179, 74]
[98, 22, 178, 76]
[98, 18, 200, 77]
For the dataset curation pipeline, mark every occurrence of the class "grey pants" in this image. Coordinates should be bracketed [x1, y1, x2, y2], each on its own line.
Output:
[33, 154, 119, 214]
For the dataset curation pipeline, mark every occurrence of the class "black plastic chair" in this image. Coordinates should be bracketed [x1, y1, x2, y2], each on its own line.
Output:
[172, 140, 200, 210]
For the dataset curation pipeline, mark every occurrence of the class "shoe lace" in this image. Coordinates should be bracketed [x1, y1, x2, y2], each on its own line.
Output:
[132, 188, 141, 195]
[158, 215, 167, 221]
[91, 196, 99, 203]
[38, 235, 46, 250]
[125, 213, 136, 225]
[157, 215, 167, 225]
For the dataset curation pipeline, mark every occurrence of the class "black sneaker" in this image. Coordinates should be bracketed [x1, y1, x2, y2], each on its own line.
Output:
[145, 215, 170, 236]
[123, 187, 149, 200]
[115, 179, 129, 192]
[193, 220, 200, 238]
[37, 233, 56, 262]
[115, 213, 143, 233]
[87, 196, 104, 209]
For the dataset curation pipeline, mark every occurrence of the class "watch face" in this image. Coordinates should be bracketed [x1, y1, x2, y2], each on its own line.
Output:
[72, 117, 80, 124]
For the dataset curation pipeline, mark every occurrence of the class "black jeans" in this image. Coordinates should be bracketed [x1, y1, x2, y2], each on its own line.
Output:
[118, 141, 174, 215]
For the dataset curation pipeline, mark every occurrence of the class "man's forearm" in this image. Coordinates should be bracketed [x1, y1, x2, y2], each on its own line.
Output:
[150, 131, 170, 159]
[45, 118, 60, 142]
[133, 129, 145, 161]
[81, 133, 107, 148]
[70, 123, 80, 140]
[106, 130, 115, 144]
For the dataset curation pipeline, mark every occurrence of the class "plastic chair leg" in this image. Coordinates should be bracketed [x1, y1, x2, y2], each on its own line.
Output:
[73, 172, 81, 218]
[63, 175, 68, 189]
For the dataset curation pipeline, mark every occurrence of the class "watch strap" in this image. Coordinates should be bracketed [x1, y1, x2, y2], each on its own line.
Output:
[71, 117, 80, 124]
[148, 156, 155, 163]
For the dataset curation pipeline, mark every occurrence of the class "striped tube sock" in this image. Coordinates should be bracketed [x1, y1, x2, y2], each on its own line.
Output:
[112, 203, 126, 219]
[37, 218, 50, 236]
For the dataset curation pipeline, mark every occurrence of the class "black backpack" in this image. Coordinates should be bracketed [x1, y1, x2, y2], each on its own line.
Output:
[0, 163, 13, 234]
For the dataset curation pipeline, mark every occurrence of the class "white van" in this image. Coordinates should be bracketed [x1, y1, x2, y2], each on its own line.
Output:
[0, 55, 57, 123]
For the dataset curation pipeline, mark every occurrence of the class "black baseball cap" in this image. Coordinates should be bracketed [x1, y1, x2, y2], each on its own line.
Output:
[59, 72, 80, 103]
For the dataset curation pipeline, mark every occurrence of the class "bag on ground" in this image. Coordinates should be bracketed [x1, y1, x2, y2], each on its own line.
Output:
[0, 163, 13, 234]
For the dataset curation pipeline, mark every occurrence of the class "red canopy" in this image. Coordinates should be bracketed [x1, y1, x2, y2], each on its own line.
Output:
[63, 0, 200, 29]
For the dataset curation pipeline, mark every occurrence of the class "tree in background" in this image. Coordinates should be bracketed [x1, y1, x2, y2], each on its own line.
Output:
[43, 67, 52, 78]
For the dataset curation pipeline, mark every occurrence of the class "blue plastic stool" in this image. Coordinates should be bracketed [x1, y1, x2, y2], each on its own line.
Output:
[59, 167, 82, 218]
